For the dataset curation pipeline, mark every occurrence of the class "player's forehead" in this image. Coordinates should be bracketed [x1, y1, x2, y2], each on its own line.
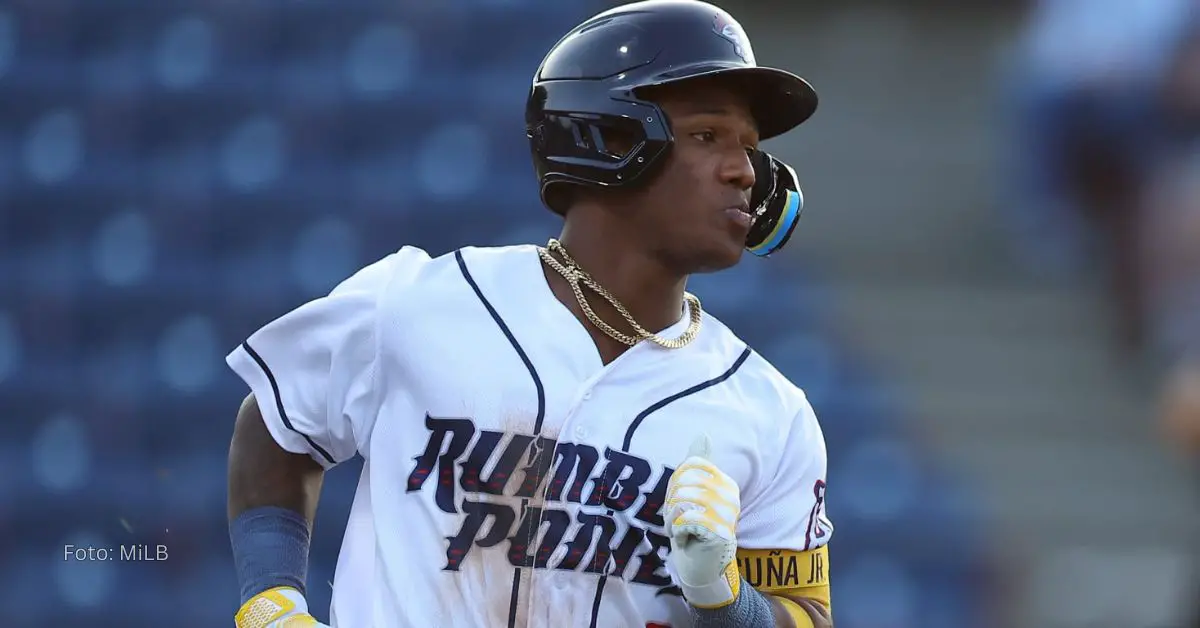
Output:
[642, 79, 757, 134]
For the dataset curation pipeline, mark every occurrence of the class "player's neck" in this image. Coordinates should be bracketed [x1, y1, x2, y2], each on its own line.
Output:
[553, 222, 688, 334]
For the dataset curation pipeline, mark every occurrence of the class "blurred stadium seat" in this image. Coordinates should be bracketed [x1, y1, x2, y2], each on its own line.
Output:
[0, 0, 990, 625]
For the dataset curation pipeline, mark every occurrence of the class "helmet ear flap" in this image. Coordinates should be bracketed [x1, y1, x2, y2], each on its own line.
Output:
[535, 113, 667, 213]
[745, 150, 804, 257]
[530, 98, 674, 213]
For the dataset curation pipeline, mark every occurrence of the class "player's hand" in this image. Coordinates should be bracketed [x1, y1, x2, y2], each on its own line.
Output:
[664, 434, 743, 609]
[235, 587, 330, 628]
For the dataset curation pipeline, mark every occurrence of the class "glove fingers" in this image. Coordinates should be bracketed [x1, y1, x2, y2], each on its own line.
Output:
[663, 499, 701, 537]
[672, 511, 735, 542]
[670, 485, 738, 522]
[665, 451, 740, 541]
[668, 466, 738, 504]
[671, 462, 737, 493]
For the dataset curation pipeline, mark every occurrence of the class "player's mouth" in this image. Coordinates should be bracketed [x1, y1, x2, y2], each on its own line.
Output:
[723, 203, 753, 231]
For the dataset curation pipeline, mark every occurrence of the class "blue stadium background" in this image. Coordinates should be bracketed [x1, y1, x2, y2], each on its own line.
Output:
[0, 0, 993, 625]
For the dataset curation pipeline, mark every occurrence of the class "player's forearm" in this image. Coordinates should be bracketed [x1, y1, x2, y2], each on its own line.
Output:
[227, 393, 325, 603]
[766, 594, 832, 628]
[227, 393, 325, 521]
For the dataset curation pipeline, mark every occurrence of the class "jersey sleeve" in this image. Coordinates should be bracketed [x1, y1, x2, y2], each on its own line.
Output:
[737, 396, 832, 551]
[225, 246, 429, 469]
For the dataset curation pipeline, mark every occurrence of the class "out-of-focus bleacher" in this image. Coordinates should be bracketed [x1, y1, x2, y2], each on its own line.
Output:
[1, 0, 992, 625]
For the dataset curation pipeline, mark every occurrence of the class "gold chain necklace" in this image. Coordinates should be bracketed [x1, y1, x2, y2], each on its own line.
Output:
[536, 239, 702, 349]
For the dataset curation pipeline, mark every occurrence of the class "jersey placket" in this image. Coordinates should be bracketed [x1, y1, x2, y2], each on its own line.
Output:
[520, 344, 643, 627]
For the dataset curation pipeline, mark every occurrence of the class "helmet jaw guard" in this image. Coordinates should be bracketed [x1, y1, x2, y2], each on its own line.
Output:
[746, 151, 804, 257]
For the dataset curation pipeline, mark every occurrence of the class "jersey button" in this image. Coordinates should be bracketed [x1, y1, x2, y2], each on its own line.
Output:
[582, 391, 592, 400]
[575, 426, 588, 438]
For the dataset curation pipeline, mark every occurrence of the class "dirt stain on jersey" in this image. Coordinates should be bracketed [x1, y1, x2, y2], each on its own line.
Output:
[444, 418, 561, 627]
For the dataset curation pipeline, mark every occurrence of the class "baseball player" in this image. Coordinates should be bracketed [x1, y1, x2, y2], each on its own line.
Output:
[226, 1, 832, 627]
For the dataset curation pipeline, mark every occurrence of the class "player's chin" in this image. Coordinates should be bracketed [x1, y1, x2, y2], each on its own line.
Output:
[693, 237, 745, 273]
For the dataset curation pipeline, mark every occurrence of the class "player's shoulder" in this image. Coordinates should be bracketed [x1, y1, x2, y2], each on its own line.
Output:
[742, 349, 814, 425]
[323, 244, 432, 297]
[348, 243, 532, 297]
[696, 313, 814, 424]
[735, 346, 824, 453]
[454, 244, 541, 281]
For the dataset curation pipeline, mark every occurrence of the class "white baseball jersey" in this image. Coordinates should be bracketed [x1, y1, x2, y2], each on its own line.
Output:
[226, 244, 832, 628]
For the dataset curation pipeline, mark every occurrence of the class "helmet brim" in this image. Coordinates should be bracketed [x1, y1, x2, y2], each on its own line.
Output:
[632, 64, 818, 140]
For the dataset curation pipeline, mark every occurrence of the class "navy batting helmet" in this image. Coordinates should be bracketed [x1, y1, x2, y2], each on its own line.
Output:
[525, 0, 816, 257]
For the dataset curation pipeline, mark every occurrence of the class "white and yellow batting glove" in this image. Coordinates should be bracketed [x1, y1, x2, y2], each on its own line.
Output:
[664, 434, 743, 609]
[235, 587, 329, 628]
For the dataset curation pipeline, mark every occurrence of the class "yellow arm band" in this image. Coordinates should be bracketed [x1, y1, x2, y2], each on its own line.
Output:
[737, 545, 832, 614]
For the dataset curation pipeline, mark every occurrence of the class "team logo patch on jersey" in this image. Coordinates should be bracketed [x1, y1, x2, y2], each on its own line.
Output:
[712, 14, 748, 62]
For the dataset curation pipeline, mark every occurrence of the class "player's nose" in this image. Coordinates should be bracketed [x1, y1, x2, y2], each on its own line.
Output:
[720, 147, 756, 192]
